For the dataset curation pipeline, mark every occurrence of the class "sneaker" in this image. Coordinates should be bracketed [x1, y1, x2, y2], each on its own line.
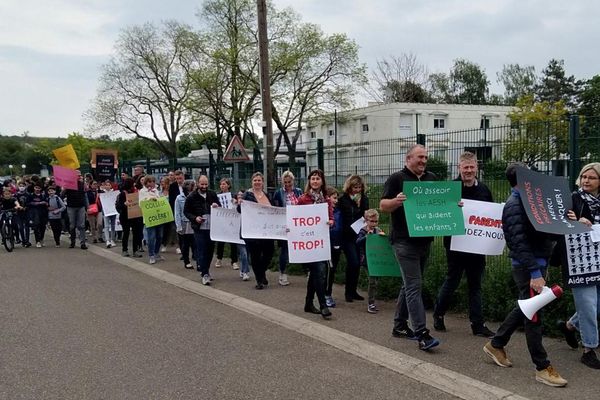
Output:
[535, 365, 568, 387]
[175, 247, 181, 255]
[483, 341, 512, 367]
[367, 304, 379, 314]
[106, 242, 112, 248]
[417, 330, 440, 351]
[433, 314, 446, 331]
[215, 258, 222, 268]
[392, 325, 417, 340]
[184, 263, 194, 269]
[36, 242, 42, 248]
[581, 350, 600, 369]
[325, 296, 336, 308]
[278, 273, 290, 286]
[160, 245, 167, 253]
[232, 262, 239, 270]
[133, 251, 143, 258]
[80, 244, 88, 250]
[472, 325, 495, 338]
[110, 240, 116, 247]
[122, 251, 130, 257]
[149, 256, 156, 265]
[557, 320, 579, 349]
[202, 274, 211, 286]
[242, 272, 250, 281]
[321, 307, 332, 320]
[55, 244, 60, 248]
[208, 274, 215, 281]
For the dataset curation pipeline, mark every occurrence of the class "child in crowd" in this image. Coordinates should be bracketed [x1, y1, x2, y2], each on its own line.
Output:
[15, 182, 31, 247]
[100, 180, 117, 248]
[325, 186, 342, 308]
[233, 190, 251, 281]
[27, 184, 48, 248]
[356, 209, 384, 314]
[47, 186, 66, 247]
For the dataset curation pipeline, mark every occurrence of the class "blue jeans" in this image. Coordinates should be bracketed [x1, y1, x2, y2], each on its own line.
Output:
[103, 214, 117, 242]
[568, 285, 600, 349]
[194, 230, 215, 276]
[237, 244, 250, 274]
[392, 240, 431, 334]
[67, 206, 86, 245]
[146, 225, 162, 258]
[278, 241, 289, 274]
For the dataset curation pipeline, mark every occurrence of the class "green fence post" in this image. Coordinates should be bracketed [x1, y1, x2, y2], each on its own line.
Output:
[416, 134, 426, 146]
[569, 115, 580, 190]
[317, 139, 324, 172]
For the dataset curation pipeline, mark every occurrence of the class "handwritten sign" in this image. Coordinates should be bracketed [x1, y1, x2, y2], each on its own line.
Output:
[286, 203, 331, 263]
[140, 197, 174, 228]
[210, 208, 244, 244]
[53, 165, 79, 190]
[241, 201, 287, 240]
[450, 199, 506, 255]
[516, 167, 589, 235]
[99, 190, 119, 217]
[126, 193, 142, 219]
[218, 192, 234, 209]
[366, 234, 401, 277]
[563, 232, 600, 287]
[403, 181, 464, 237]
[53, 144, 80, 169]
[351, 217, 365, 234]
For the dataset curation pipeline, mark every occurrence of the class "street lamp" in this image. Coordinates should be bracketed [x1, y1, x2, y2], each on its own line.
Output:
[8, 164, 13, 176]
[21, 164, 26, 173]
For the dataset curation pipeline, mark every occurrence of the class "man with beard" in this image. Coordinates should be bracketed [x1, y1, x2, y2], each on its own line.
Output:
[184, 175, 220, 286]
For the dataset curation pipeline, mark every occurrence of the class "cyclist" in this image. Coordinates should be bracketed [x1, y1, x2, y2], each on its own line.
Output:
[1, 188, 22, 246]
[15, 181, 32, 247]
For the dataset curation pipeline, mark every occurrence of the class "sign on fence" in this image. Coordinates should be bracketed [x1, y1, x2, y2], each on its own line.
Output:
[210, 208, 244, 244]
[450, 199, 506, 255]
[366, 234, 401, 277]
[140, 197, 174, 228]
[241, 201, 286, 240]
[286, 203, 331, 263]
[403, 181, 464, 237]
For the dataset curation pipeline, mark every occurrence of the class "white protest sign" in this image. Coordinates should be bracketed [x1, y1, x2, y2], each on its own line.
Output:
[115, 214, 123, 232]
[286, 203, 331, 263]
[241, 201, 287, 240]
[351, 217, 365, 234]
[210, 208, 244, 244]
[99, 190, 119, 217]
[590, 225, 600, 243]
[450, 199, 505, 255]
[218, 192, 234, 209]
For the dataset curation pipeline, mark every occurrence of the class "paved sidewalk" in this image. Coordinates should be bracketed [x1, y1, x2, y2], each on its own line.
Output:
[95, 243, 595, 400]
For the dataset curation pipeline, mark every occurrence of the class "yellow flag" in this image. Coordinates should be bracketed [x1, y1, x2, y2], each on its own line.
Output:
[52, 144, 80, 169]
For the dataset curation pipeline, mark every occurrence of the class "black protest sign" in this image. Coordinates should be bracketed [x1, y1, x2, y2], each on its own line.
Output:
[96, 153, 115, 181]
[516, 166, 589, 235]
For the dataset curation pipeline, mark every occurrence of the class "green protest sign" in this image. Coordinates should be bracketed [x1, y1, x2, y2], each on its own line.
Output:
[366, 234, 401, 277]
[140, 197, 174, 228]
[403, 181, 464, 237]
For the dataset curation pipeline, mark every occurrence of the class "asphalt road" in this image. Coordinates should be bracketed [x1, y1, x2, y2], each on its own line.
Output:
[0, 246, 457, 400]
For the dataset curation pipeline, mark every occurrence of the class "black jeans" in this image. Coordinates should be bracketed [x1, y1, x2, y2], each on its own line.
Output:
[245, 239, 274, 284]
[491, 265, 550, 371]
[49, 219, 62, 245]
[434, 249, 485, 326]
[180, 233, 195, 265]
[216, 241, 238, 263]
[121, 217, 143, 253]
[306, 261, 328, 309]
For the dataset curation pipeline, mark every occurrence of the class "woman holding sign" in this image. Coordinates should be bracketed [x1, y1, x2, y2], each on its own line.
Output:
[559, 163, 600, 369]
[338, 175, 369, 302]
[139, 175, 163, 265]
[297, 169, 334, 319]
[240, 172, 275, 290]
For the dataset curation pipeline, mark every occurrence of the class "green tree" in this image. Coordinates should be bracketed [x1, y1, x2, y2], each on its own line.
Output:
[496, 63, 536, 106]
[535, 59, 581, 111]
[503, 94, 568, 166]
[448, 59, 489, 105]
[579, 75, 600, 116]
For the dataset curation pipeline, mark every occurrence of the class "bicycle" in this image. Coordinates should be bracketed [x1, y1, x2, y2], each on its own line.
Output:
[0, 209, 16, 252]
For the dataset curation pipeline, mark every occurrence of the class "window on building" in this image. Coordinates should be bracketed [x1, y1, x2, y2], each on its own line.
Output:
[328, 129, 334, 137]
[480, 117, 491, 129]
[360, 117, 368, 133]
[465, 146, 492, 162]
[433, 118, 445, 129]
[310, 131, 316, 139]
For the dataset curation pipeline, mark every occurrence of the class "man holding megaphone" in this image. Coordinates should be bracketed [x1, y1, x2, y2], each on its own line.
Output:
[482, 163, 568, 388]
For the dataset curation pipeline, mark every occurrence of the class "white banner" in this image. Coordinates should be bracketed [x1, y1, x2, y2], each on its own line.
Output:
[217, 192, 234, 209]
[286, 203, 331, 263]
[210, 208, 244, 244]
[351, 217, 365, 234]
[99, 190, 119, 217]
[241, 201, 287, 240]
[450, 199, 505, 255]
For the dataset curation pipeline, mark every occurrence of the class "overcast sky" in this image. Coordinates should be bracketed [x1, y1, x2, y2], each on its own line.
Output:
[1, 0, 598, 138]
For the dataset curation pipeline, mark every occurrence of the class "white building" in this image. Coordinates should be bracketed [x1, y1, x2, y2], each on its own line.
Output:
[297, 102, 515, 181]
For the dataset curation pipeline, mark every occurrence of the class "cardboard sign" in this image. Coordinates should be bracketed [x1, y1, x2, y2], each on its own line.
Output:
[126, 192, 142, 219]
[99, 190, 119, 217]
[241, 201, 287, 240]
[286, 203, 331, 263]
[53, 165, 79, 190]
[516, 167, 589, 235]
[210, 208, 245, 244]
[218, 192, 234, 209]
[403, 181, 464, 237]
[140, 197, 174, 228]
[563, 232, 600, 287]
[53, 144, 80, 169]
[450, 199, 506, 255]
[366, 234, 402, 277]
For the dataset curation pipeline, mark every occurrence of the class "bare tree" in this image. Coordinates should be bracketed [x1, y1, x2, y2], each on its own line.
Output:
[368, 53, 431, 103]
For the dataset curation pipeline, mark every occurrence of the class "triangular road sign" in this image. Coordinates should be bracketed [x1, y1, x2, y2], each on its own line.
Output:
[223, 135, 250, 162]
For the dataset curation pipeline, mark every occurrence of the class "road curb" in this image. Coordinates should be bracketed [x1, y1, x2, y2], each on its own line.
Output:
[85, 242, 530, 400]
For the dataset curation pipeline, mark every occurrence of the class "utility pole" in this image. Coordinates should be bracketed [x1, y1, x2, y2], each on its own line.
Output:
[257, 0, 275, 190]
